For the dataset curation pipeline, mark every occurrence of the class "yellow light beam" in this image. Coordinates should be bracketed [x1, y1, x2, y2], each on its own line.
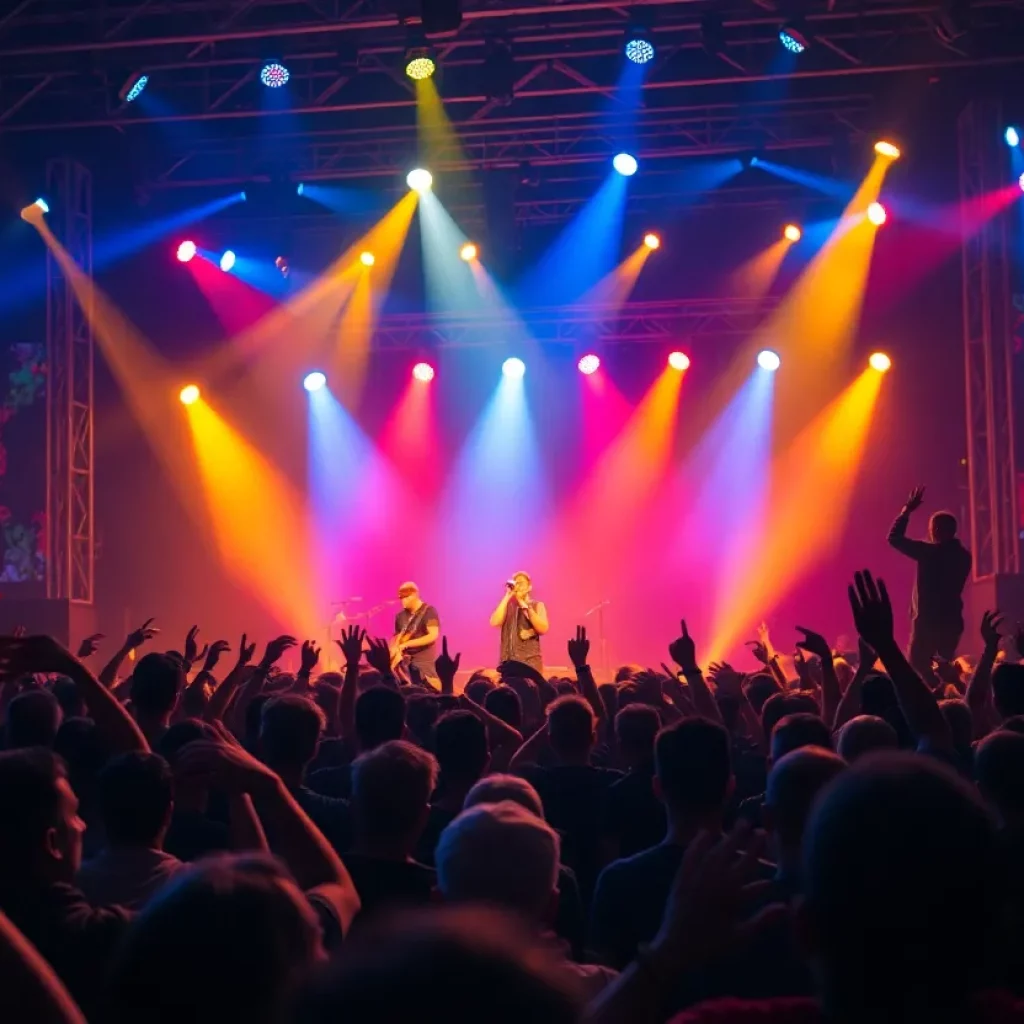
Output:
[731, 238, 790, 302]
[706, 367, 884, 662]
[579, 245, 653, 310]
[415, 76, 478, 202]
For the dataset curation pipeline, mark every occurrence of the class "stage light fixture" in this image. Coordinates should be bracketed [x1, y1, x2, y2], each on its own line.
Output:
[869, 352, 892, 372]
[176, 240, 197, 263]
[303, 371, 327, 393]
[779, 21, 808, 53]
[784, 223, 802, 242]
[413, 362, 436, 382]
[874, 140, 901, 160]
[219, 250, 236, 272]
[119, 72, 149, 103]
[297, 182, 305, 195]
[867, 201, 887, 226]
[405, 48, 436, 80]
[624, 26, 655, 64]
[275, 255, 290, 278]
[33, 197, 49, 214]
[481, 37, 516, 105]
[459, 242, 478, 261]
[1005, 126, 1021, 147]
[502, 357, 526, 379]
[613, 152, 638, 177]
[179, 384, 200, 406]
[668, 351, 690, 372]
[1019, 172, 1024, 193]
[360, 251, 375, 267]
[757, 349, 781, 372]
[407, 167, 433, 193]
[578, 354, 601, 376]
[643, 232, 661, 250]
[260, 61, 290, 87]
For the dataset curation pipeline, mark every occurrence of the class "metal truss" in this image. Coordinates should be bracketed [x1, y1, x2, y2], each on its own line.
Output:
[958, 96, 1019, 581]
[45, 159, 95, 605]
[0, 0, 1022, 196]
[369, 297, 773, 351]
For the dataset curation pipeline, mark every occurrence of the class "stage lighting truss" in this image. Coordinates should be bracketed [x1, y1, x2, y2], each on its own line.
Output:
[260, 61, 290, 88]
[405, 47, 436, 80]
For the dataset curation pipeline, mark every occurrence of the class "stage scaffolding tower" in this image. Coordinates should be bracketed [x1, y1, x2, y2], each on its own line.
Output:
[45, 158, 94, 605]
[958, 97, 1019, 583]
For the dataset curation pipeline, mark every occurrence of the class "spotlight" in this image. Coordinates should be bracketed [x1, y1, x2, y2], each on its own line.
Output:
[360, 251, 375, 267]
[869, 352, 892, 372]
[668, 351, 690, 372]
[407, 167, 433, 193]
[405, 48, 436, 80]
[275, 255, 290, 278]
[624, 26, 655, 64]
[303, 371, 327, 393]
[459, 242, 478, 261]
[643, 232, 661, 250]
[33, 197, 49, 214]
[260, 61, 290, 88]
[778, 21, 808, 53]
[412, 362, 436, 382]
[867, 201, 887, 226]
[1019, 172, 1024, 193]
[297, 182, 305, 196]
[119, 72, 149, 103]
[578, 354, 601, 375]
[179, 384, 200, 406]
[219, 250, 236, 272]
[176, 240, 197, 263]
[783, 223, 802, 242]
[1005, 126, 1021, 148]
[613, 152, 638, 177]
[502, 357, 526, 379]
[757, 349, 781, 371]
[874, 140, 901, 160]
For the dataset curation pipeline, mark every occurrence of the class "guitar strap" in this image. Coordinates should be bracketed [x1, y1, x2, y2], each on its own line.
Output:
[399, 602, 431, 647]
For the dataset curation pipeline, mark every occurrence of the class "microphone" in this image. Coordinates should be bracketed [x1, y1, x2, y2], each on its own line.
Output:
[506, 580, 516, 591]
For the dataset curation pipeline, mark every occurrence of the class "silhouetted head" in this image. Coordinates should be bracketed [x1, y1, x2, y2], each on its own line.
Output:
[464, 774, 545, 818]
[5, 689, 62, 749]
[993, 663, 1024, 719]
[354, 686, 406, 753]
[836, 715, 898, 762]
[352, 740, 437, 853]
[434, 711, 489, 788]
[99, 752, 174, 848]
[801, 752, 999, 1014]
[938, 698, 974, 752]
[485, 685, 523, 732]
[615, 704, 660, 767]
[761, 692, 819, 740]
[976, 730, 1024, 826]
[260, 696, 325, 773]
[929, 510, 958, 543]
[654, 717, 732, 820]
[770, 712, 832, 764]
[545, 696, 595, 762]
[131, 653, 185, 719]
[108, 854, 322, 1024]
[744, 673, 782, 714]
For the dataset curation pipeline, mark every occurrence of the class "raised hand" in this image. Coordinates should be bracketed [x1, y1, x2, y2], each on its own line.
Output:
[745, 640, 770, 666]
[848, 570, 895, 654]
[981, 609, 1004, 650]
[337, 625, 366, 668]
[905, 486, 926, 513]
[236, 633, 257, 667]
[202, 639, 232, 673]
[857, 636, 876, 672]
[435, 636, 461, 690]
[76, 633, 105, 658]
[669, 619, 698, 673]
[567, 625, 590, 670]
[364, 637, 392, 676]
[184, 626, 209, 667]
[793, 647, 811, 685]
[0, 635, 79, 679]
[795, 625, 832, 662]
[259, 634, 297, 671]
[708, 661, 744, 699]
[126, 617, 159, 651]
[299, 640, 321, 674]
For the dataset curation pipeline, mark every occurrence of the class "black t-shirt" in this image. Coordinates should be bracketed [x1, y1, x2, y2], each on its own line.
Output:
[607, 764, 666, 858]
[342, 853, 435, 923]
[395, 603, 440, 667]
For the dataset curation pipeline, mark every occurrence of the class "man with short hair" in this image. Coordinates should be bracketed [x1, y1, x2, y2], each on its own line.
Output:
[0, 748, 131, 1018]
[608, 705, 665, 857]
[436, 800, 616, 997]
[346, 740, 437, 920]
[77, 751, 182, 909]
[129, 653, 185, 746]
[392, 582, 441, 687]
[835, 714, 898, 762]
[888, 485, 973, 673]
[4, 689, 62, 750]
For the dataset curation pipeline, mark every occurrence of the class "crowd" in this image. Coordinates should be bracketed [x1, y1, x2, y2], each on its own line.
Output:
[2, 494, 1024, 1023]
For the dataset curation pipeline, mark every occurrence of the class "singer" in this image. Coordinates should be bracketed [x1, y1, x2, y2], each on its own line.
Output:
[489, 571, 549, 672]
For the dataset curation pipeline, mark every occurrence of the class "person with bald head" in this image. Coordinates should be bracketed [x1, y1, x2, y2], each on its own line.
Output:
[393, 582, 441, 688]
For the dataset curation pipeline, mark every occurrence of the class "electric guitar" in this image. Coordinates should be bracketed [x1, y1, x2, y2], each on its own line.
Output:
[390, 603, 431, 670]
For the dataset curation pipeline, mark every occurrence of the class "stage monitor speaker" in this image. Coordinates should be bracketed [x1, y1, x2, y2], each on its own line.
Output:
[0, 599, 95, 648]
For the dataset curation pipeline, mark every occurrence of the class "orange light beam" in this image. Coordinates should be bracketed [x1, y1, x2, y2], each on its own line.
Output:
[579, 245, 653, 310]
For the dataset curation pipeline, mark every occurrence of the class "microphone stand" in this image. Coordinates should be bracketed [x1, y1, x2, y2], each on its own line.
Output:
[584, 599, 611, 680]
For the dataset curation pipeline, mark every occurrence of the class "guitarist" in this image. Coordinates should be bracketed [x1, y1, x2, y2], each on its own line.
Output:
[392, 581, 441, 687]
